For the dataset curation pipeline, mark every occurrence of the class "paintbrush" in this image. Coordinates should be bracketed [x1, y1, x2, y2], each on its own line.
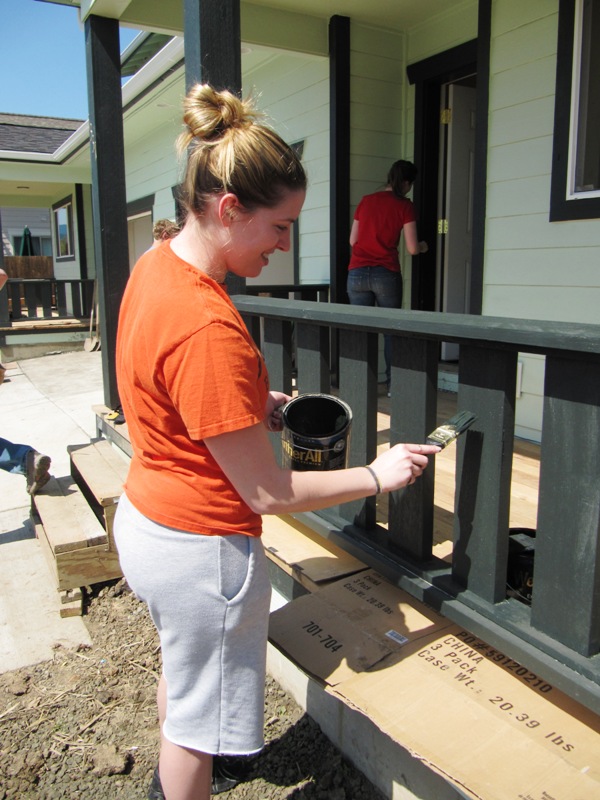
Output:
[425, 410, 477, 449]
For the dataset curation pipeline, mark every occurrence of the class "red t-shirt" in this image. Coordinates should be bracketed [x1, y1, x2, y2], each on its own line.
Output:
[116, 241, 269, 536]
[348, 190, 416, 272]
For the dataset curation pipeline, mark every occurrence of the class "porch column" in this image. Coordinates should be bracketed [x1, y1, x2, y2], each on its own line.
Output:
[183, 0, 244, 296]
[85, 15, 130, 410]
[329, 15, 351, 305]
[0, 208, 9, 328]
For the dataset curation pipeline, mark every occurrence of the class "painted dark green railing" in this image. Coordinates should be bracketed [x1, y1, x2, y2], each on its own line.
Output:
[234, 294, 600, 715]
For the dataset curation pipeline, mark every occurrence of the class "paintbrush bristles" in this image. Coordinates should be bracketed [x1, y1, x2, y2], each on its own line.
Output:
[425, 410, 477, 449]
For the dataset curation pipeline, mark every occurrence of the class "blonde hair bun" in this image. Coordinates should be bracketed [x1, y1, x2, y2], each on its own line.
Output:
[181, 84, 258, 146]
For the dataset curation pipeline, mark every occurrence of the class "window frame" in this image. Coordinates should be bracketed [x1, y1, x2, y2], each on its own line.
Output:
[52, 196, 76, 261]
[550, 0, 600, 220]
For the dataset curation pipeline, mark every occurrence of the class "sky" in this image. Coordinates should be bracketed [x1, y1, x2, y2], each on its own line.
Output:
[1, 0, 138, 120]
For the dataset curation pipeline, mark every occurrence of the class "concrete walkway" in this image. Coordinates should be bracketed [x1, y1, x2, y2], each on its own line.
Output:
[0, 350, 105, 673]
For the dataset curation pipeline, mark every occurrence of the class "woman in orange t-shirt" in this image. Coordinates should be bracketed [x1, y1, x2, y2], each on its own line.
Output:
[114, 84, 439, 800]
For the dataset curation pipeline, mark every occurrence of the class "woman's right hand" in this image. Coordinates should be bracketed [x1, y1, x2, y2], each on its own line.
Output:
[368, 443, 440, 493]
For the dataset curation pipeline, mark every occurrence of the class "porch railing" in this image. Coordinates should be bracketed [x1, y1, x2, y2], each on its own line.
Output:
[0, 279, 95, 327]
[234, 294, 600, 715]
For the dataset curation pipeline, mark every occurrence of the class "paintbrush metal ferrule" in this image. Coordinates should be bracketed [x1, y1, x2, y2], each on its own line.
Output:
[425, 410, 476, 449]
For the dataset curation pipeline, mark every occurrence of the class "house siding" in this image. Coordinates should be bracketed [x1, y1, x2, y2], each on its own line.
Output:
[485, 0, 600, 440]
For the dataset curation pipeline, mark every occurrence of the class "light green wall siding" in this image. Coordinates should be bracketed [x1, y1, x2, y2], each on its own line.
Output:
[349, 24, 405, 209]
[241, 3, 328, 56]
[244, 51, 330, 284]
[485, 0, 600, 440]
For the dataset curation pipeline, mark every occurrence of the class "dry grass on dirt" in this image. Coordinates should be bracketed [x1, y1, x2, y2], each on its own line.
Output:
[0, 579, 385, 800]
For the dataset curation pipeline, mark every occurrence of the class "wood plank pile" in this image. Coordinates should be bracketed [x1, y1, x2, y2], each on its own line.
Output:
[32, 439, 129, 616]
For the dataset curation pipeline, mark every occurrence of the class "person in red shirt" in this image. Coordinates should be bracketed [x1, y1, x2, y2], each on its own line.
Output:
[347, 160, 428, 393]
[114, 86, 439, 800]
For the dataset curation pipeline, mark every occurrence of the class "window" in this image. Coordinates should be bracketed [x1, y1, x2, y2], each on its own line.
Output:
[52, 197, 75, 260]
[13, 235, 52, 256]
[550, 0, 600, 220]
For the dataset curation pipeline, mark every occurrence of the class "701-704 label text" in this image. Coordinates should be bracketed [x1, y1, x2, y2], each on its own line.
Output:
[302, 621, 343, 653]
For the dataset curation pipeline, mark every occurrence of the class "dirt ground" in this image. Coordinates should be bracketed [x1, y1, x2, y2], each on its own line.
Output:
[0, 579, 385, 799]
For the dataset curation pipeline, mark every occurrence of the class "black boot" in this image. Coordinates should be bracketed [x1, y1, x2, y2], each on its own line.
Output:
[147, 766, 164, 800]
[212, 755, 249, 794]
[146, 756, 248, 798]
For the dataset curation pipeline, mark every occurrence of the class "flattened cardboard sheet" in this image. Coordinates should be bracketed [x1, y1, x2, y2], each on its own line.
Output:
[262, 514, 367, 590]
[269, 569, 453, 685]
[269, 568, 600, 800]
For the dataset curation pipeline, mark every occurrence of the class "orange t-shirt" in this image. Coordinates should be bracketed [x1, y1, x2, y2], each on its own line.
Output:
[116, 241, 269, 536]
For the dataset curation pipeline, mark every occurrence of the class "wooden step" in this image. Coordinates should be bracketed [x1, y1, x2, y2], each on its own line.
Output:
[68, 439, 129, 549]
[33, 475, 122, 593]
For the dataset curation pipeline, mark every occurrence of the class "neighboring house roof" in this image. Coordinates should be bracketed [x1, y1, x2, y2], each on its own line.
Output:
[0, 114, 84, 154]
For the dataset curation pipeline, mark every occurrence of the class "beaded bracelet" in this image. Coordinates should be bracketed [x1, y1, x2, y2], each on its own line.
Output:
[365, 465, 382, 495]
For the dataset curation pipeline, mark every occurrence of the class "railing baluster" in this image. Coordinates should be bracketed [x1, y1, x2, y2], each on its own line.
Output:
[25, 282, 38, 318]
[338, 329, 378, 528]
[56, 283, 67, 316]
[9, 283, 23, 320]
[0, 286, 9, 327]
[263, 317, 294, 397]
[295, 321, 329, 394]
[241, 313, 261, 349]
[388, 336, 438, 560]
[70, 281, 83, 318]
[452, 345, 517, 603]
[532, 354, 600, 656]
[41, 282, 53, 317]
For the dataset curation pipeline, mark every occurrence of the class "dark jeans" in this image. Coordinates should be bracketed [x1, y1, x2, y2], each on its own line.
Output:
[347, 267, 403, 383]
[0, 437, 30, 475]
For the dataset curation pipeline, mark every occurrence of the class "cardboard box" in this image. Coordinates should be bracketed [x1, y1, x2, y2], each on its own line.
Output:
[269, 569, 600, 800]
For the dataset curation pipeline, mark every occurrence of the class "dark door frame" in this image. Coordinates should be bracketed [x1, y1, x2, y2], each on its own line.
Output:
[407, 0, 491, 314]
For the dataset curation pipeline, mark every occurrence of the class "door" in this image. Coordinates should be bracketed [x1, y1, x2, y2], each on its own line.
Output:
[438, 81, 476, 360]
[127, 213, 153, 272]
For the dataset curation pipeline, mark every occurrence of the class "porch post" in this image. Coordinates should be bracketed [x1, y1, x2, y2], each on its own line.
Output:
[183, 0, 244, 296]
[85, 15, 130, 410]
[0, 208, 9, 329]
[329, 15, 351, 306]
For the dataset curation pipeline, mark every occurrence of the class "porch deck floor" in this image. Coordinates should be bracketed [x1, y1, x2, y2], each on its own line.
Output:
[376, 387, 540, 558]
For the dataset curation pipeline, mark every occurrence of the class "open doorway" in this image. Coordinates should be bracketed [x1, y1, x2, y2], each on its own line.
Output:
[407, 37, 486, 334]
[437, 76, 477, 360]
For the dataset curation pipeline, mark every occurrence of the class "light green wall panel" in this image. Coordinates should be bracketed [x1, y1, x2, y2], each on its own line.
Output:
[241, 3, 328, 56]
[300, 256, 330, 284]
[488, 137, 553, 180]
[483, 285, 600, 325]
[486, 174, 551, 217]
[490, 13, 557, 73]
[485, 249, 600, 288]
[351, 129, 403, 158]
[488, 96, 555, 148]
[351, 24, 406, 60]
[485, 211, 600, 251]
[493, 0, 556, 35]
[407, 0, 477, 63]
[490, 55, 556, 110]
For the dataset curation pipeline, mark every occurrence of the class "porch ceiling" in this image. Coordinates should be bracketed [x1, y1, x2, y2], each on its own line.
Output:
[37, 0, 452, 34]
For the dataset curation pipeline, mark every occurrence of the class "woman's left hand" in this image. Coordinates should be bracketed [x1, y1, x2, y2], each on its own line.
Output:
[264, 391, 291, 433]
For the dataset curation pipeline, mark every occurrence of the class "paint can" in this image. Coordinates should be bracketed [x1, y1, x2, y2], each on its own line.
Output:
[281, 393, 352, 471]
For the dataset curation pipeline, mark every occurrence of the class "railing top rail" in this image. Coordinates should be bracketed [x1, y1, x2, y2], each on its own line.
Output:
[233, 295, 600, 357]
